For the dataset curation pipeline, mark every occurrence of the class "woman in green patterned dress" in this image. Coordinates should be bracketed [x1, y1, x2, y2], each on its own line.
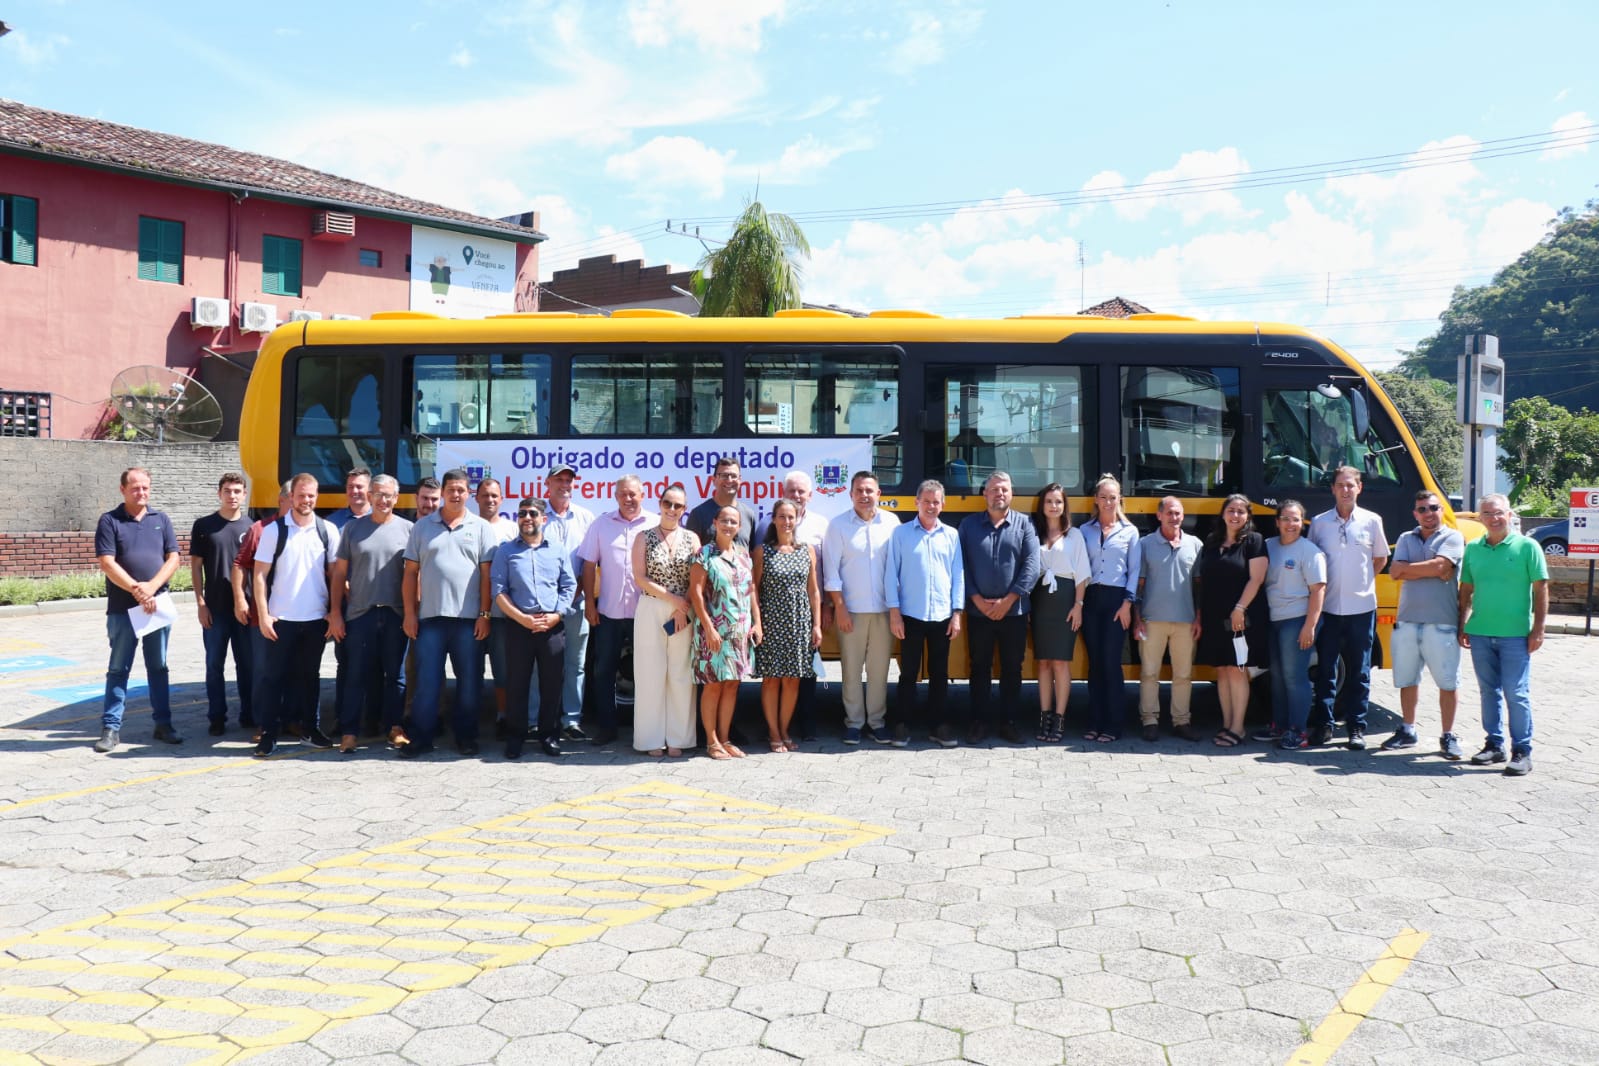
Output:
[689, 506, 763, 759]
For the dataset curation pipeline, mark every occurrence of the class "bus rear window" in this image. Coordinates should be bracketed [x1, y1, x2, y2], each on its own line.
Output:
[745, 350, 902, 484]
[1121, 366, 1241, 497]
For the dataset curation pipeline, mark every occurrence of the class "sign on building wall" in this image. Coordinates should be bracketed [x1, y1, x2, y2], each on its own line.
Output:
[435, 437, 874, 523]
[1570, 488, 1599, 556]
[409, 226, 516, 318]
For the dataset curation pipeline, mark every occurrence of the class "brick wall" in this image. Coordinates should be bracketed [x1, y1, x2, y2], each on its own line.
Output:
[0, 438, 238, 576]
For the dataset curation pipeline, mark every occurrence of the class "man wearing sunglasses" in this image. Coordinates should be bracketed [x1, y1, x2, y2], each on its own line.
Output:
[1383, 491, 1465, 758]
[1307, 466, 1389, 749]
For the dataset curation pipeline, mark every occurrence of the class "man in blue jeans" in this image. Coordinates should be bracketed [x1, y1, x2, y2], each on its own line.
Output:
[1458, 494, 1549, 777]
[190, 472, 254, 736]
[328, 474, 412, 753]
[94, 467, 182, 753]
[401, 468, 496, 758]
[1307, 466, 1389, 749]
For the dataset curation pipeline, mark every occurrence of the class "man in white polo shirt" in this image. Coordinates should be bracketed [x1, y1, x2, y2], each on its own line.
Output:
[252, 473, 340, 757]
[1307, 466, 1389, 750]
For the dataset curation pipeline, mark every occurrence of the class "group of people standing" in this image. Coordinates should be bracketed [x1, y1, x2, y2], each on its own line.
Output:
[91, 459, 1548, 775]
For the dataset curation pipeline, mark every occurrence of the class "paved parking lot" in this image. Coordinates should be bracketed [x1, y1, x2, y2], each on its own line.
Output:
[1, 605, 1597, 1065]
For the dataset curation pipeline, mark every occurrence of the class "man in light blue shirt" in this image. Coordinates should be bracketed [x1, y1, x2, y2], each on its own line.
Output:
[530, 463, 594, 743]
[823, 471, 899, 744]
[885, 480, 965, 748]
[491, 498, 577, 760]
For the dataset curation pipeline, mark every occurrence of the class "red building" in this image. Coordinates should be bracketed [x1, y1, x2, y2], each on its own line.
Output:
[0, 99, 544, 440]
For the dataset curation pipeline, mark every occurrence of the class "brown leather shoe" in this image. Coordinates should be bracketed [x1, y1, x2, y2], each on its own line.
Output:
[339, 734, 358, 754]
[1141, 723, 1160, 742]
[1173, 723, 1199, 741]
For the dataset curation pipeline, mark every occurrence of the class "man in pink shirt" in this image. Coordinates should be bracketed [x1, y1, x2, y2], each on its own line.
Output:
[577, 475, 658, 747]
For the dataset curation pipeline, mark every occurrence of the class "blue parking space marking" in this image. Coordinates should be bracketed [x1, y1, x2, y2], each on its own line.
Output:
[0, 655, 75, 673]
[37, 681, 143, 706]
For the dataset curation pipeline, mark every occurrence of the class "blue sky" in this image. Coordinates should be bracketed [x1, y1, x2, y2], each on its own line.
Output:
[4, 0, 1596, 368]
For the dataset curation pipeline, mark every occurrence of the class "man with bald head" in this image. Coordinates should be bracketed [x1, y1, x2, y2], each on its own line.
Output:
[577, 475, 659, 746]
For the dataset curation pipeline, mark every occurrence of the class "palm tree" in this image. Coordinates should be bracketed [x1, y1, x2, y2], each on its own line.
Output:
[692, 200, 811, 317]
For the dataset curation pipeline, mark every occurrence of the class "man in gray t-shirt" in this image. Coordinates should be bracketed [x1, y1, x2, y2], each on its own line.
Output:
[329, 474, 412, 750]
[400, 469, 497, 757]
[1382, 490, 1466, 757]
[1132, 497, 1203, 741]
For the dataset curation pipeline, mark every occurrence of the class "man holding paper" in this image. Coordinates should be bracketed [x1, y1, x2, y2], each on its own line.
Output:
[94, 467, 183, 753]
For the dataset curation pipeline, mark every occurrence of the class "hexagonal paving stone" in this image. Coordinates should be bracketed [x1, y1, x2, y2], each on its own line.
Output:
[824, 986, 920, 1026]
[761, 1012, 864, 1058]
[919, 992, 1014, 1032]
[705, 952, 795, 988]
[640, 977, 737, 1014]
[571, 1003, 671, 1044]
[617, 947, 707, 982]
[588, 1037, 700, 1066]
[553, 973, 649, 1009]
[963, 1024, 1066, 1066]
[861, 1020, 961, 1063]
[1014, 997, 1111, 1039]
[480, 996, 582, 1038]
[662, 1006, 769, 1051]
[731, 980, 829, 1020]
[793, 956, 883, 991]
[1112, 1002, 1211, 1045]
[399, 1023, 507, 1066]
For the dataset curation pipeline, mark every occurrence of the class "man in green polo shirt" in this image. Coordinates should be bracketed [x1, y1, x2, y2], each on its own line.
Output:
[1457, 494, 1548, 777]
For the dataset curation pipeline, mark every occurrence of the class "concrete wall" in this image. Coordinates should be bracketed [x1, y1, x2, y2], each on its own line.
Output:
[0, 438, 242, 576]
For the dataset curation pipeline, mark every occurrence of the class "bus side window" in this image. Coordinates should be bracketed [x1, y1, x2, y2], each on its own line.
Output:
[745, 351, 903, 486]
[1261, 386, 1402, 489]
[1121, 366, 1241, 497]
[571, 352, 722, 436]
[925, 364, 1087, 496]
[291, 353, 386, 487]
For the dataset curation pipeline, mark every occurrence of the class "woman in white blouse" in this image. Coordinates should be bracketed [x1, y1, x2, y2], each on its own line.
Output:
[1030, 483, 1089, 742]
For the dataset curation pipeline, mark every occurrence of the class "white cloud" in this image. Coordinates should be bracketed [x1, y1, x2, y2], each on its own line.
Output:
[1478, 198, 1555, 262]
[757, 135, 868, 184]
[3, 29, 70, 68]
[942, 190, 1060, 246]
[448, 43, 474, 68]
[838, 96, 881, 122]
[1543, 111, 1592, 159]
[1323, 135, 1481, 218]
[605, 136, 735, 199]
[1104, 148, 1252, 223]
[627, 0, 787, 51]
[887, 6, 981, 75]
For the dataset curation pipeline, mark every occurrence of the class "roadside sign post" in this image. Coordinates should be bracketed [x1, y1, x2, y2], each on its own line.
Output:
[1571, 488, 1599, 635]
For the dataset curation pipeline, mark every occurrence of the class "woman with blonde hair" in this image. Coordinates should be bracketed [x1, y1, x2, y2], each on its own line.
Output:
[630, 483, 701, 757]
[1079, 474, 1140, 742]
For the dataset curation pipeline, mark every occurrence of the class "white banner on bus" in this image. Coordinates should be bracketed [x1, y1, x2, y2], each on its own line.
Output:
[435, 438, 874, 523]
[409, 225, 516, 318]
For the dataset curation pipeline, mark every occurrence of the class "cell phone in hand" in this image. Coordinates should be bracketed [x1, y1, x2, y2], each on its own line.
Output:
[663, 617, 679, 636]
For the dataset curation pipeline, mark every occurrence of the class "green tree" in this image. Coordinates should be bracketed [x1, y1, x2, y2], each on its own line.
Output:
[1499, 395, 1599, 513]
[1376, 371, 1461, 494]
[1397, 199, 1599, 410]
[692, 200, 811, 317]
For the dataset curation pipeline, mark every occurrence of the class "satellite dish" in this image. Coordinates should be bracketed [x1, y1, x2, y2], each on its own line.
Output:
[108, 365, 224, 443]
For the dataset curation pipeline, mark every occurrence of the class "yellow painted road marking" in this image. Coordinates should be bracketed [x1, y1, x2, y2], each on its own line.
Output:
[1285, 928, 1431, 1066]
[0, 746, 326, 816]
[0, 780, 890, 1064]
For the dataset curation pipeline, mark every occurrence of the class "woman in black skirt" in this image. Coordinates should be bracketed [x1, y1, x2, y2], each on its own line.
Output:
[1195, 493, 1269, 746]
[1031, 483, 1089, 741]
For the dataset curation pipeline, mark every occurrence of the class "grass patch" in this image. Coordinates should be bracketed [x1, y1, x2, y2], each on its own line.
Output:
[0, 568, 192, 606]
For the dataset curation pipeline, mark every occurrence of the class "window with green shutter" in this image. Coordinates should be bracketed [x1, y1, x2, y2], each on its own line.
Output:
[263, 234, 303, 296]
[1, 194, 39, 266]
[137, 216, 184, 284]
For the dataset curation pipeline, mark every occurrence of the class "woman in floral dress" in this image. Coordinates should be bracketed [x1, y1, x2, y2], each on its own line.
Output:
[753, 499, 821, 752]
[689, 506, 762, 758]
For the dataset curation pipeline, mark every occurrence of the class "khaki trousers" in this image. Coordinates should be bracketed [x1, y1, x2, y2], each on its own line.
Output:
[838, 611, 891, 730]
[1139, 620, 1195, 725]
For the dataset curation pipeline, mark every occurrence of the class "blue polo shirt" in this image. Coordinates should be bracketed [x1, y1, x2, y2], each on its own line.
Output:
[491, 537, 577, 616]
[95, 504, 178, 615]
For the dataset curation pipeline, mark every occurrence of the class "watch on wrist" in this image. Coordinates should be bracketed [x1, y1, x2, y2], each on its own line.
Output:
[478, 610, 491, 619]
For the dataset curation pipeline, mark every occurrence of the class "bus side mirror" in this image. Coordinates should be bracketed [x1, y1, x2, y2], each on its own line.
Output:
[1350, 389, 1370, 440]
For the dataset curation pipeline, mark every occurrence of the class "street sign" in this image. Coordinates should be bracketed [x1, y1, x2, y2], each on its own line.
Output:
[1570, 488, 1599, 555]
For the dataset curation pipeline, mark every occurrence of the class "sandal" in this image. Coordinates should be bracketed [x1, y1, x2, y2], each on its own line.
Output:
[1094, 732, 1116, 743]
[724, 743, 746, 759]
[1037, 711, 1053, 742]
[1213, 728, 1243, 748]
[647, 748, 667, 757]
[1083, 731, 1102, 742]
[707, 742, 732, 760]
[666, 747, 684, 758]
[1044, 713, 1064, 743]
[769, 739, 787, 753]
[783, 738, 799, 752]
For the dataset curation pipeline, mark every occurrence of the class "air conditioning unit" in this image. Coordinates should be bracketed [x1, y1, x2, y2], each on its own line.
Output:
[329, 313, 363, 321]
[288, 309, 322, 323]
[311, 211, 356, 241]
[240, 301, 278, 333]
[191, 296, 229, 329]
